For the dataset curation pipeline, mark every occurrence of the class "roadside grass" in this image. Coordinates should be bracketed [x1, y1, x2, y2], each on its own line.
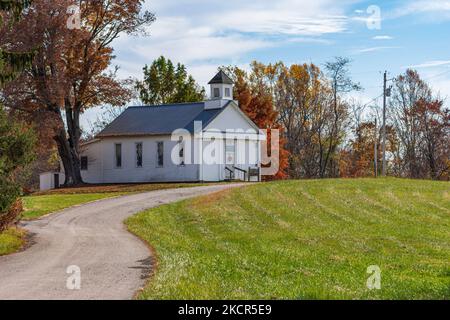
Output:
[22, 182, 221, 220]
[33, 182, 216, 196]
[126, 178, 450, 300]
[22, 193, 123, 220]
[0, 228, 26, 256]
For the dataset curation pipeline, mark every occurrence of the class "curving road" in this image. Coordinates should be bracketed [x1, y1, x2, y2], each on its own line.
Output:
[0, 184, 245, 300]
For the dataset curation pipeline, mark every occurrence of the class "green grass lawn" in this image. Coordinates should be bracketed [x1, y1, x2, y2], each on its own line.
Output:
[0, 228, 26, 256]
[126, 178, 450, 300]
[22, 193, 124, 220]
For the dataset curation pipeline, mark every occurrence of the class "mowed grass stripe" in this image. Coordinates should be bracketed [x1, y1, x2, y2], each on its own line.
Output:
[126, 178, 450, 300]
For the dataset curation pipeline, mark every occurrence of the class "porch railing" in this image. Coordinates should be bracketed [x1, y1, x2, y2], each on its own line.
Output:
[225, 166, 261, 182]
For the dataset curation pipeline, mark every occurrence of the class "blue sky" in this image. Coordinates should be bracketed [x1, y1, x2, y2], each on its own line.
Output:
[82, 0, 450, 129]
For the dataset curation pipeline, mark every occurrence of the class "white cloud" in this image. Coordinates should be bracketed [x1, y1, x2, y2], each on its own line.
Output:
[353, 46, 401, 54]
[372, 35, 393, 40]
[422, 70, 450, 100]
[112, 59, 145, 80]
[430, 77, 450, 100]
[399, 0, 450, 14]
[111, 0, 357, 78]
[189, 63, 252, 89]
[112, 15, 271, 81]
[406, 60, 450, 69]
[149, 0, 354, 36]
[287, 37, 334, 45]
[132, 31, 270, 64]
[390, 0, 450, 20]
[212, 12, 348, 36]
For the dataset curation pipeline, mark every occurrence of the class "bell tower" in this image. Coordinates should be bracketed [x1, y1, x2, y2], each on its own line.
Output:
[204, 70, 234, 110]
[208, 70, 234, 100]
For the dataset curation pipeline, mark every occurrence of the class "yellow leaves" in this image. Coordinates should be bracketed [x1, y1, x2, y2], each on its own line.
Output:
[289, 64, 308, 81]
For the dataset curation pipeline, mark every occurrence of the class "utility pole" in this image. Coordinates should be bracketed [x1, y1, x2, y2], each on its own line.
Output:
[382, 71, 387, 176]
[374, 117, 378, 178]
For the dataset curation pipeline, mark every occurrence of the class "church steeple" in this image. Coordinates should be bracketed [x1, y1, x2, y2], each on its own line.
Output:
[208, 70, 234, 100]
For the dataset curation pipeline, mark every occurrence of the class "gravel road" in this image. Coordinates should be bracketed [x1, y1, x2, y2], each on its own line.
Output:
[0, 184, 245, 300]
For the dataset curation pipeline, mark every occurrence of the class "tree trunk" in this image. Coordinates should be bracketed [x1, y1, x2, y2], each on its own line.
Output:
[54, 128, 83, 186]
[426, 140, 437, 180]
[321, 84, 338, 178]
[52, 102, 84, 187]
[423, 116, 438, 180]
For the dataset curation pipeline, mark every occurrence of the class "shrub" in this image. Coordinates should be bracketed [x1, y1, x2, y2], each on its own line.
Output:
[0, 107, 36, 230]
[0, 199, 22, 232]
[0, 176, 21, 213]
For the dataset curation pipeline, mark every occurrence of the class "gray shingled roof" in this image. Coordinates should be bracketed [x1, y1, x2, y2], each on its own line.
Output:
[97, 102, 231, 137]
[208, 70, 234, 85]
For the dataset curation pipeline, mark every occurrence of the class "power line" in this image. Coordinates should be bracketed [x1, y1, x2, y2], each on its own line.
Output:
[362, 93, 383, 108]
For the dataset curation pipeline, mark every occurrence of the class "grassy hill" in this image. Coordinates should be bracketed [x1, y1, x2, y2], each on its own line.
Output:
[126, 178, 450, 300]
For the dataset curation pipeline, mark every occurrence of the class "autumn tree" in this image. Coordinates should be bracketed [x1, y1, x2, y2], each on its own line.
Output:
[1, 0, 155, 186]
[85, 105, 127, 139]
[275, 62, 336, 178]
[339, 96, 401, 178]
[1, 1, 59, 191]
[339, 123, 376, 178]
[136, 56, 205, 105]
[415, 98, 449, 179]
[390, 69, 449, 179]
[243, 61, 347, 178]
[323, 57, 361, 178]
[225, 61, 358, 179]
[0, 0, 37, 230]
[225, 64, 289, 179]
[0, 0, 31, 17]
[0, 0, 35, 85]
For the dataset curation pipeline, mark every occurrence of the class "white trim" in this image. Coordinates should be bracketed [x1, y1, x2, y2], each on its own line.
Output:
[204, 101, 260, 132]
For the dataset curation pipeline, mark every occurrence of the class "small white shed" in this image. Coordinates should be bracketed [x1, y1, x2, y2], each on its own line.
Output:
[39, 172, 65, 191]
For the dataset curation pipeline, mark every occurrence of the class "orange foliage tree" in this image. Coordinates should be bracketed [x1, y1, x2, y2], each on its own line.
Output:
[225, 65, 289, 180]
[245, 61, 350, 179]
[340, 121, 376, 178]
[1, 0, 155, 186]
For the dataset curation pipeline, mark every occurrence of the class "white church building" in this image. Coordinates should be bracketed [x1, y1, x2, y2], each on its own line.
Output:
[72, 71, 263, 184]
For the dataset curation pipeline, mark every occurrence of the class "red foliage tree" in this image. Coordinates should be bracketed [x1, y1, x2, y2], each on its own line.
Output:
[230, 66, 289, 180]
[390, 69, 449, 179]
[1, 0, 155, 186]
